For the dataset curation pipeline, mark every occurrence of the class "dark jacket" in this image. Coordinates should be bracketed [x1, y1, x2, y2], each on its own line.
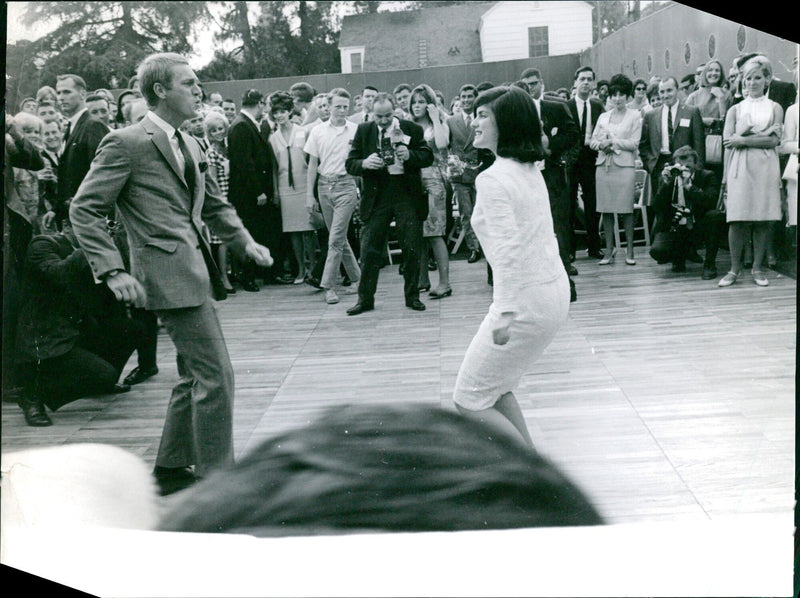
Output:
[652, 167, 720, 233]
[56, 110, 109, 224]
[345, 119, 434, 221]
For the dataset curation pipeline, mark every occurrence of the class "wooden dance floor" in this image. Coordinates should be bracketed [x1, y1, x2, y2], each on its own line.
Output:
[2, 250, 795, 526]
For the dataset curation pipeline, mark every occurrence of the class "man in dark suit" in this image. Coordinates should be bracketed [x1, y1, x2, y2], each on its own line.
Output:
[228, 89, 285, 291]
[446, 83, 483, 263]
[43, 74, 109, 231]
[345, 93, 434, 315]
[566, 66, 607, 261]
[521, 68, 580, 301]
[732, 53, 797, 113]
[639, 76, 705, 196]
[650, 146, 724, 279]
[70, 52, 273, 495]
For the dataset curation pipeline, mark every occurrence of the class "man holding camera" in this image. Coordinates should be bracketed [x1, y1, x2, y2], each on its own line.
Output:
[650, 145, 724, 278]
[345, 92, 434, 315]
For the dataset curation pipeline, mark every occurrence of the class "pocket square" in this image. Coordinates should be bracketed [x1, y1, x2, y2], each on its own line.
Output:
[199, 161, 208, 173]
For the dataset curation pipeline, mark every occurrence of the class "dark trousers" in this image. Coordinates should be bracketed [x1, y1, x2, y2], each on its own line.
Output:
[570, 154, 601, 254]
[671, 209, 726, 268]
[649, 154, 672, 196]
[545, 166, 573, 270]
[357, 179, 423, 305]
[131, 307, 158, 370]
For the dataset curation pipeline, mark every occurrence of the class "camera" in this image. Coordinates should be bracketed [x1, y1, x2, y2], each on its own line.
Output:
[379, 136, 395, 166]
[667, 164, 686, 177]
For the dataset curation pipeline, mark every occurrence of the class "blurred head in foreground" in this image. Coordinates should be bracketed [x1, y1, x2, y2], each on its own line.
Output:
[159, 404, 603, 536]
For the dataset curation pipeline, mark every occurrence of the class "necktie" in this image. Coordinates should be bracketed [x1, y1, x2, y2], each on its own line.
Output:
[580, 101, 587, 142]
[64, 121, 72, 142]
[667, 106, 674, 152]
[364, 113, 369, 123]
[286, 133, 294, 188]
[465, 113, 472, 127]
[176, 131, 196, 199]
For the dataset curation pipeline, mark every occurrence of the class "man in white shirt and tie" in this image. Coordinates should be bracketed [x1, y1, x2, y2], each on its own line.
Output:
[347, 85, 379, 124]
[567, 66, 607, 261]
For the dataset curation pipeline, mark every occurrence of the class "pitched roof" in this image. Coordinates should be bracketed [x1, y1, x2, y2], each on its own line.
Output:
[339, 2, 498, 69]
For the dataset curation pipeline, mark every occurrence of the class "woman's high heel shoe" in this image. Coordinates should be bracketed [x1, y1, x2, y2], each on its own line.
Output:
[429, 286, 453, 299]
[598, 248, 617, 265]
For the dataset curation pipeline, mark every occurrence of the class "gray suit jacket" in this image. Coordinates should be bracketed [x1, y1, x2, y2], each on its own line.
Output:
[446, 113, 480, 184]
[70, 115, 253, 311]
[639, 102, 705, 172]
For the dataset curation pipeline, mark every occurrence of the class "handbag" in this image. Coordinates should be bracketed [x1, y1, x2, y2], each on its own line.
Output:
[704, 119, 724, 165]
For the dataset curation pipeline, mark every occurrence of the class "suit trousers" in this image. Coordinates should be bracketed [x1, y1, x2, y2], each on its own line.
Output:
[155, 300, 234, 477]
[131, 307, 158, 370]
[570, 151, 601, 254]
[543, 165, 572, 269]
[318, 175, 361, 289]
[451, 182, 480, 252]
[358, 177, 423, 304]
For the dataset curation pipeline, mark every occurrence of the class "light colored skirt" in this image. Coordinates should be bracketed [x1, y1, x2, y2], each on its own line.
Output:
[453, 272, 570, 411]
[725, 147, 781, 222]
[421, 166, 447, 238]
[595, 163, 635, 214]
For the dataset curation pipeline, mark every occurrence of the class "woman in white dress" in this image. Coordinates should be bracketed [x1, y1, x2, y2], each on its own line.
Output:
[453, 87, 570, 447]
[268, 91, 316, 284]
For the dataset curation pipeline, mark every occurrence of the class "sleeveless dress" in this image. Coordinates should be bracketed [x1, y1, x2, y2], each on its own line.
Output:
[269, 125, 312, 232]
[724, 96, 782, 222]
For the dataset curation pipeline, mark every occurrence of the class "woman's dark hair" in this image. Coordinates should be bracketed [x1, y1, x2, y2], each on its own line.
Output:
[646, 82, 660, 101]
[473, 86, 545, 164]
[115, 89, 141, 124]
[608, 73, 634, 98]
[159, 403, 603, 536]
[633, 78, 648, 91]
[269, 91, 295, 116]
[409, 84, 437, 124]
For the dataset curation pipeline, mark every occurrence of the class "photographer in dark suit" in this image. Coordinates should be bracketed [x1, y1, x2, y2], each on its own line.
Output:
[345, 93, 434, 315]
[650, 145, 724, 278]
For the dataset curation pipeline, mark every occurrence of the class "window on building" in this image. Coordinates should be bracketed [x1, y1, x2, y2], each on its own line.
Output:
[350, 52, 363, 73]
[528, 26, 549, 58]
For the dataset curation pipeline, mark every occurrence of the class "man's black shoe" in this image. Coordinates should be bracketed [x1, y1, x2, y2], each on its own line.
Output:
[153, 466, 197, 496]
[406, 299, 426, 311]
[570, 280, 577, 303]
[241, 280, 260, 292]
[347, 302, 374, 316]
[671, 262, 687, 272]
[304, 274, 322, 289]
[467, 250, 482, 263]
[111, 383, 131, 394]
[587, 249, 604, 259]
[701, 266, 718, 280]
[687, 251, 703, 264]
[567, 264, 579, 276]
[123, 366, 159, 386]
[22, 400, 52, 427]
[272, 274, 295, 285]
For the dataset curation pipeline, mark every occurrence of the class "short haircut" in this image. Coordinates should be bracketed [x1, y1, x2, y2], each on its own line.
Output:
[36, 86, 57, 102]
[328, 88, 350, 101]
[203, 111, 229, 135]
[372, 92, 395, 109]
[520, 67, 542, 81]
[290, 82, 315, 103]
[458, 83, 477, 96]
[393, 83, 412, 95]
[241, 88, 264, 107]
[137, 53, 190, 107]
[735, 52, 760, 70]
[574, 66, 595, 81]
[56, 74, 87, 90]
[362, 85, 378, 94]
[475, 81, 494, 93]
[474, 86, 546, 164]
[646, 82, 660, 100]
[269, 90, 295, 115]
[14, 111, 44, 131]
[222, 98, 236, 105]
[128, 75, 139, 89]
[672, 145, 699, 163]
[555, 87, 570, 98]
[659, 76, 679, 89]
[632, 78, 648, 90]
[158, 404, 602, 535]
[608, 73, 633, 98]
[85, 93, 109, 106]
[596, 79, 609, 90]
[19, 97, 37, 110]
[512, 80, 530, 94]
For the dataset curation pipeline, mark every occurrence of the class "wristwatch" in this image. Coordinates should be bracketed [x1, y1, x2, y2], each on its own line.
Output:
[102, 269, 125, 281]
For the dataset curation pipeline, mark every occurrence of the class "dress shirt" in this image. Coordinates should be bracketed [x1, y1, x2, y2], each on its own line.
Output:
[660, 102, 679, 154]
[64, 108, 88, 142]
[575, 96, 593, 145]
[147, 111, 185, 174]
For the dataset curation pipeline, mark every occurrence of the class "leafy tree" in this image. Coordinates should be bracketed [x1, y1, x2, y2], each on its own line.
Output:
[17, 2, 211, 89]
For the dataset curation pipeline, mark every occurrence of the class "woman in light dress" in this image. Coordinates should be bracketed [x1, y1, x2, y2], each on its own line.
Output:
[590, 74, 643, 266]
[453, 87, 569, 448]
[718, 56, 784, 288]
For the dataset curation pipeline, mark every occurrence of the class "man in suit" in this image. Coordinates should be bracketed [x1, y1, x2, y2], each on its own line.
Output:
[446, 83, 483, 263]
[347, 85, 379, 124]
[69, 52, 273, 495]
[650, 146, 724, 278]
[732, 53, 797, 113]
[639, 76, 705, 196]
[345, 93, 434, 315]
[44, 74, 109, 230]
[566, 66, 607, 261]
[521, 68, 580, 301]
[228, 89, 287, 291]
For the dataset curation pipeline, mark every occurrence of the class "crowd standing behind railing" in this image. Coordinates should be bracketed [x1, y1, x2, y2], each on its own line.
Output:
[4, 47, 797, 429]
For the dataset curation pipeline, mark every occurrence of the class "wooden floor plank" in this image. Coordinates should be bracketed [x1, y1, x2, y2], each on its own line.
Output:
[2, 249, 795, 525]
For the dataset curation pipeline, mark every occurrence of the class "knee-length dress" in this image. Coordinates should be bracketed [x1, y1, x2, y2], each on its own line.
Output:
[269, 125, 312, 232]
[453, 157, 570, 411]
[590, 108, 643, 214]
[723, 96, 782, 222]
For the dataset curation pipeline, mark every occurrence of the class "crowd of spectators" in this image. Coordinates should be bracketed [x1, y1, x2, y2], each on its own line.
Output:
[4, 48, 797, 427]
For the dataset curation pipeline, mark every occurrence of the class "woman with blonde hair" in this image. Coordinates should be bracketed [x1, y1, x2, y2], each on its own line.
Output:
[686, 60, 732, 177]
[203, 111, 235, 293]
[718, 56, 784, 287]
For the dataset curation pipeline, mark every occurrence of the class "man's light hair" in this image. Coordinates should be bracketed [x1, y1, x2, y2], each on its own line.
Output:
[137, 53, 190, 107]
